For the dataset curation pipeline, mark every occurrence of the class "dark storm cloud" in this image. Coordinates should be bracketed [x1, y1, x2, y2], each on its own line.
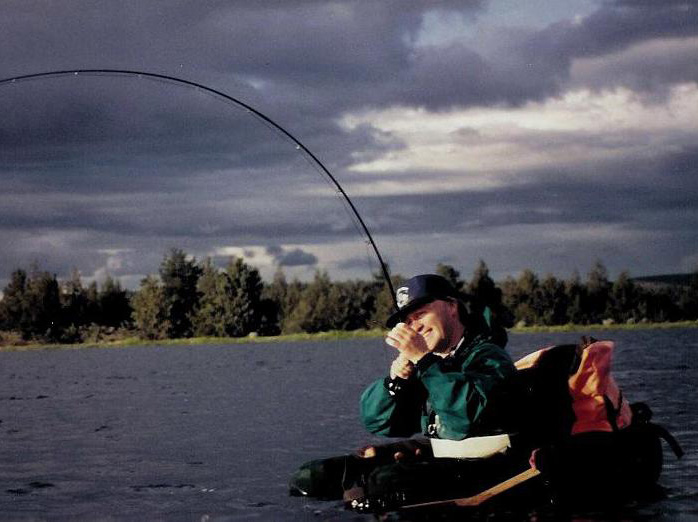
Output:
[391, 0, 698, 110]
[264, 246, 318, 267]
[398, 43, 541, 109]
[0, 74, 308, 173]
[0, 0, 500, 163]
[275, 248, 318, 267]
[0, 2, 474, 108]
[521, 1, 698, 93]
[0, 1, 219, 75]
[568, 0, 698, 56]
[2, 0, 694, 117]
[355, 145, 698, 236]
[0, 191, 361, 242]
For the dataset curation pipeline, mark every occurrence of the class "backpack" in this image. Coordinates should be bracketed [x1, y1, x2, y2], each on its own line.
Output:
[514, 336, 632, 441]
[511, 336, 683, 496]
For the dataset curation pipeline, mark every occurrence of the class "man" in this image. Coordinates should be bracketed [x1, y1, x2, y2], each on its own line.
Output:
[289, 274, 522, 509]
[360, 273, 518, 441]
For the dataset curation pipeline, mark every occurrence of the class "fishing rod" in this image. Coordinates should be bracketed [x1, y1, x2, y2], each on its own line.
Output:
[0, 68, 398, 311]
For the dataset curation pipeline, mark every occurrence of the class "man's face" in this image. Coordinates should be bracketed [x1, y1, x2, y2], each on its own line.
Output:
[404, 299, 461, 354]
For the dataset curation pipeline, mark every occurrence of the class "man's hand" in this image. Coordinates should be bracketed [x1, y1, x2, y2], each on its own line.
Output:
[389, 354, 415, 380]
[385, 322, 430, 364]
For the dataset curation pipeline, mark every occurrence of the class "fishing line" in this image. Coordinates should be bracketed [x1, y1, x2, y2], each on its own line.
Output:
[0, 68, 398, 310]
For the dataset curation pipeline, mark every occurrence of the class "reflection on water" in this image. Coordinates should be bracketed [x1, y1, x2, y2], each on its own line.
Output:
[0, 329, 695, 521]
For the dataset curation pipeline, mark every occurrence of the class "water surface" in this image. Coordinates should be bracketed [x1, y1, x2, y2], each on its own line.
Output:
[0, 329, 695, 520]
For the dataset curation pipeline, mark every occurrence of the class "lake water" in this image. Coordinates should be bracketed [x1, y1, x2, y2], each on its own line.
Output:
[0, 329, 696, 521]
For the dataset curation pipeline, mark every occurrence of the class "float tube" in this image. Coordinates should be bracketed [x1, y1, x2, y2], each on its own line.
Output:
[289, 338, 683, 515]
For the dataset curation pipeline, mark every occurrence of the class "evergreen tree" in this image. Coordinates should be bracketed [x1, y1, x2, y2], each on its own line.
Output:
[348, 279, 379, 330]
[265, 269, 288, 308]
[192, 257, 264, 337]
[323, 280, 376, 331]
[84, 281, 101, 325]
[61, 269, 89, 328]
[467, 261, 491, 298]
[512, 269, 541, 325]
[586, 261, 612, 323]
[370, 271, 403, 328]
[0, 269, 28, 332]
[24, 268, 62, 341]
[466, 260, 514, 342]
[131, 275, 169, 339]
[539, 274, 568, 325]
[159, 248, 202, 338]
[284, 271, 336, 333]
[280, 278, 305, 334]
[282, 271, 375, 333]
[609, 271, 637, 323]
[325, 281, 348, 329]
[436, 263, 465, 292]
[258, 268, 287, 335]
[99, 276, 132, 328]
[257, 296, 282, 336]
[639, 286, 680, 323]
[678, 269, 698, 320]
[192, 259, 228, 337]
[565, 270, 586, 324]
[223, 257, 263, 336]
[499, 276, 518, 318]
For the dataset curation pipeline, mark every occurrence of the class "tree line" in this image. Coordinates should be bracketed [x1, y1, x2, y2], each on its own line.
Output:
[1, 248, 696, 344]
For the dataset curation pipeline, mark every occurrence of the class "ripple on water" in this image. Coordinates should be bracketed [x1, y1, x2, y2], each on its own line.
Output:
[130, 483, 197, 493]
[6, 481, 56, 496]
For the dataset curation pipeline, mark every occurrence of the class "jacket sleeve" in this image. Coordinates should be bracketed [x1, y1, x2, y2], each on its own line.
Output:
[359, 377, 425, 438]
[416, 343, 516, 440]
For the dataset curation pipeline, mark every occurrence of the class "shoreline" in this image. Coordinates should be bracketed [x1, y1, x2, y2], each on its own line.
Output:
[1, 320, 696, 352]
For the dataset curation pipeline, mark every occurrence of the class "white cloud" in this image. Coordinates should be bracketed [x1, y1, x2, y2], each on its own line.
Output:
[96, 248, 135, 271]
[210, 241, 379, 282]
[82, 248, 138, 288]
[338, 83, 698, 195]
[211, 245, 278, 269]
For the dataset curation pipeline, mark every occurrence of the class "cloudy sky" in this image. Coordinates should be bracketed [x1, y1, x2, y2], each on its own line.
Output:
[1, 0, 697, 290]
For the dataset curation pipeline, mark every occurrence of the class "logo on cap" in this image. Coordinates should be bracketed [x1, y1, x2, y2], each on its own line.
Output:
[396, 287, 410, 309]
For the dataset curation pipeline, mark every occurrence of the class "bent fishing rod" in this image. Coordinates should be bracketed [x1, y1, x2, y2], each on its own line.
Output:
[0, 68, 398, 310]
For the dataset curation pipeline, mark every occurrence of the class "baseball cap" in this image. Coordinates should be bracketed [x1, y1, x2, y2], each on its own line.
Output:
[386, 274, 461, 328]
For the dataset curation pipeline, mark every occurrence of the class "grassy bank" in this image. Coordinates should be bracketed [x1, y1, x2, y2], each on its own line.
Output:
[0, 328, 386, 352]
[511, 320, 698, 333]
[1, 320, 696, 352]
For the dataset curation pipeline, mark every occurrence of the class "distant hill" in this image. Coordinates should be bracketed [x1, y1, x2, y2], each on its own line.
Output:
[631, 273, 695, 287]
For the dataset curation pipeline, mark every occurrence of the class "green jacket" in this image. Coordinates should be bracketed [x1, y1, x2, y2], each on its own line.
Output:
[359, 335, 517, 440]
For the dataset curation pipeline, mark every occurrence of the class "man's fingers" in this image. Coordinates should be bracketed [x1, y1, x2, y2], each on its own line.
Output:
[395, 368, 411, 379]
[385, 323, 413, 349]
[384, 335, 399, 348]
[390, 354, 415, 380]
[386, 329, 406, 343]
[397, 360, 414, 379]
